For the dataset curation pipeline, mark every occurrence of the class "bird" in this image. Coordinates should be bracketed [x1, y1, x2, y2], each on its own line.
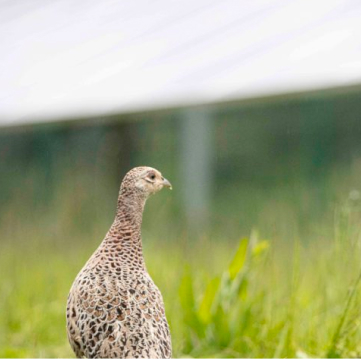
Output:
[66, 166, 173, 358]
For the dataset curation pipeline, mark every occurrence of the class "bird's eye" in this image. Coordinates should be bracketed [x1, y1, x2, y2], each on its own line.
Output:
[149, 173, 156, 180]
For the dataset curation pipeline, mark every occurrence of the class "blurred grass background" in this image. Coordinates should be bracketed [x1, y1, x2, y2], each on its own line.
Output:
[1, 91, 361, 357]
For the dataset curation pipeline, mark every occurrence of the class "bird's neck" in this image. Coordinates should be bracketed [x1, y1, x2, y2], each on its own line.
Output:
[104, 190, 147, 264]
[114, 193, 146, 238]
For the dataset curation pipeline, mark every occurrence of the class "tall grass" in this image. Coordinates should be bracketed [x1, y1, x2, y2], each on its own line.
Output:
[1, 203, 361, 357]
[1, 167, 361, 357]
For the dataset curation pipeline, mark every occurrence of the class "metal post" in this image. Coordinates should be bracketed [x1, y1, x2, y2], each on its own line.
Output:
[180, 108, 213, 235]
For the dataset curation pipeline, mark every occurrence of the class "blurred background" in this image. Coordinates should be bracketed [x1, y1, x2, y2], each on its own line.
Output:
[1, 0, 361, 357]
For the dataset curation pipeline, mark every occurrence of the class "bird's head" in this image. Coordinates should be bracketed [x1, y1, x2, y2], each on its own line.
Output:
[121, 166, 172, 198]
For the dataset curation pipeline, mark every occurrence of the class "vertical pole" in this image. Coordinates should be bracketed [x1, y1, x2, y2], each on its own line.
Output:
[180, 108, 213, 235]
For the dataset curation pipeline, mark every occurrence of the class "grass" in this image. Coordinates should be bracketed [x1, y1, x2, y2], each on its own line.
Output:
[1, 200, 361, 358]
[1, 162, 361, 357]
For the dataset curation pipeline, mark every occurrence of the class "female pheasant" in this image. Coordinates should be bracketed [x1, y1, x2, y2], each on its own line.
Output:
[66, 167, 172, 358]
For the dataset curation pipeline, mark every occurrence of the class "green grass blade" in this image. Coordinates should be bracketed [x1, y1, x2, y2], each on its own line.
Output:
[228, 238, 248, 280]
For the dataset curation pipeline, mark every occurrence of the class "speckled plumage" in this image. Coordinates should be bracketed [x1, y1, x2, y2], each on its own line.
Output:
[66, 167, 172, 358]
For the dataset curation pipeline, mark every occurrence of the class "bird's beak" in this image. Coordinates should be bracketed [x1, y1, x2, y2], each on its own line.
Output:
[162, 177, 172, 190]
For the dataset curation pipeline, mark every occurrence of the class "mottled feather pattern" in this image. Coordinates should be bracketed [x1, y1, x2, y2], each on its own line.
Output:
[66, 167, 172, 358]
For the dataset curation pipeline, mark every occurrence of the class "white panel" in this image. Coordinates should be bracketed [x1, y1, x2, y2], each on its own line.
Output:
[0, 0, 361, 125]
